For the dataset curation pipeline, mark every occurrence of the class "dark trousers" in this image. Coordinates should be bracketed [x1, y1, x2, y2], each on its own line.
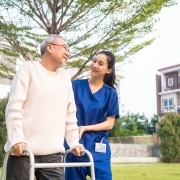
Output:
[7, 153, 64, 180]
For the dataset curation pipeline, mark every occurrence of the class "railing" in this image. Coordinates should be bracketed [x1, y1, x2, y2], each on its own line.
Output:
[161, 108, 175, 113]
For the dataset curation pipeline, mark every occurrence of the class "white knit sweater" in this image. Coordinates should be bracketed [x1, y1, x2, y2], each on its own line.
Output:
[4, 61, 80, 155]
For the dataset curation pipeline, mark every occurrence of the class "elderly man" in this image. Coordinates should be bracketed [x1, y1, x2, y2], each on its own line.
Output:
[4, 34, 83, 180]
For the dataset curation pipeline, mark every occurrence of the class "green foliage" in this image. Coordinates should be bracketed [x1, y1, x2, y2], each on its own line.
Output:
[0, 96, 8, 126]
[0, 0, 177, 79]
[157, 112, 180, 163]
[67, 59, 86, 68]
[150, 114, 158, 124]
[109, 112, 153, 137]
[0, 96, 8, 166]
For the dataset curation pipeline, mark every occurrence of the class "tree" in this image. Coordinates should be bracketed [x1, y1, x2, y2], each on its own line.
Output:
[109, 112, 150, 137]
[157, 112, 180, 162]
[0, 0, 177, 79]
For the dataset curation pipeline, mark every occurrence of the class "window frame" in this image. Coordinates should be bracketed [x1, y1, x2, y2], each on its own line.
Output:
[163, 98, 174, 110]
[168, 77, 174, 87]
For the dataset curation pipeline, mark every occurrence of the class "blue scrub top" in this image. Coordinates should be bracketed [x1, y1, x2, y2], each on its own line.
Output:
[67, 79, 119, 161]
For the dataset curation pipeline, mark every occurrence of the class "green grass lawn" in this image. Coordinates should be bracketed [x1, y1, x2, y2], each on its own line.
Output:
[87, 163, 180, 180]
[111, 163, 180, 180]
[1, 163, 180, 180]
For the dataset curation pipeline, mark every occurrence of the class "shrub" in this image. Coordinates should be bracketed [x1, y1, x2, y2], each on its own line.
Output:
[157, 112, 180, 162]
[0, 97, 8, 166]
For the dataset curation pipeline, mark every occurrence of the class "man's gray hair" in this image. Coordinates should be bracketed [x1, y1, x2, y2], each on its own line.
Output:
[40, 34, 64, 55]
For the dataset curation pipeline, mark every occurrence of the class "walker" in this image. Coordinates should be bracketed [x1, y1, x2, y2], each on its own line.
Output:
[0, 148, 95, 180]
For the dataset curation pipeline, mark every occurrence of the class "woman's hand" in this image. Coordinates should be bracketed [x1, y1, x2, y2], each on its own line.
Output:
[79, 126, 86, 138]
[78, 116, 115, 138]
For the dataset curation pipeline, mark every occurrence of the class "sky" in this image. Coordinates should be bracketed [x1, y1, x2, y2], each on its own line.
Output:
[120, 1, 180, 118]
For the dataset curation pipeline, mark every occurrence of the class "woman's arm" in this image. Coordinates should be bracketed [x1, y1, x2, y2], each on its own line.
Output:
[79, 116, 115, 138]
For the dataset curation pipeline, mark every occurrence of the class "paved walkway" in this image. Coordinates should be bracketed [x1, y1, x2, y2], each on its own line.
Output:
[111, 157, 161, 163]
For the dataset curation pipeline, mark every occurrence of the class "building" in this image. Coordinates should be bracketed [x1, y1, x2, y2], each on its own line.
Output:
[156, 64, 180, 119]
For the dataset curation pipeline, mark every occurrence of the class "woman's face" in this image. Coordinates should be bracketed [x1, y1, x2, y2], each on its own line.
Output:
[90, 53, 111, 78]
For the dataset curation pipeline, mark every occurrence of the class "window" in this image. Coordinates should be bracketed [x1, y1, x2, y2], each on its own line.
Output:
[163, 98, 174, 110]
[168, 78, 174, 87]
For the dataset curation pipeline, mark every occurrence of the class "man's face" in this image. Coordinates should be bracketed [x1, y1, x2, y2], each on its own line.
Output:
[47, 38, 70, 67]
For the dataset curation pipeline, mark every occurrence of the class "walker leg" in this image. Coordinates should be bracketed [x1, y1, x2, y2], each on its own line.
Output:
[0, 149, 34, 180]
[63, 149, 95, 180]
[24, 148, 35, 180]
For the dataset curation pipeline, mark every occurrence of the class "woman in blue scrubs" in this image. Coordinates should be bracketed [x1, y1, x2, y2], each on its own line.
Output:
[65, 50, 120, 180]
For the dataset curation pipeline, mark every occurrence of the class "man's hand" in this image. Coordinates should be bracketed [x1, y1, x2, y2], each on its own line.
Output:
[12, 142, 28, 156]
[72, 145, 85, 156]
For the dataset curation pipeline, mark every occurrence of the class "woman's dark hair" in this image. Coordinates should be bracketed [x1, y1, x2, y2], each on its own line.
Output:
[96, 50, 117, 89]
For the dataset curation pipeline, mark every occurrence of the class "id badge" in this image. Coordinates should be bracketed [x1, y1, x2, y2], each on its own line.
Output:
[95, 143, 106, 153]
